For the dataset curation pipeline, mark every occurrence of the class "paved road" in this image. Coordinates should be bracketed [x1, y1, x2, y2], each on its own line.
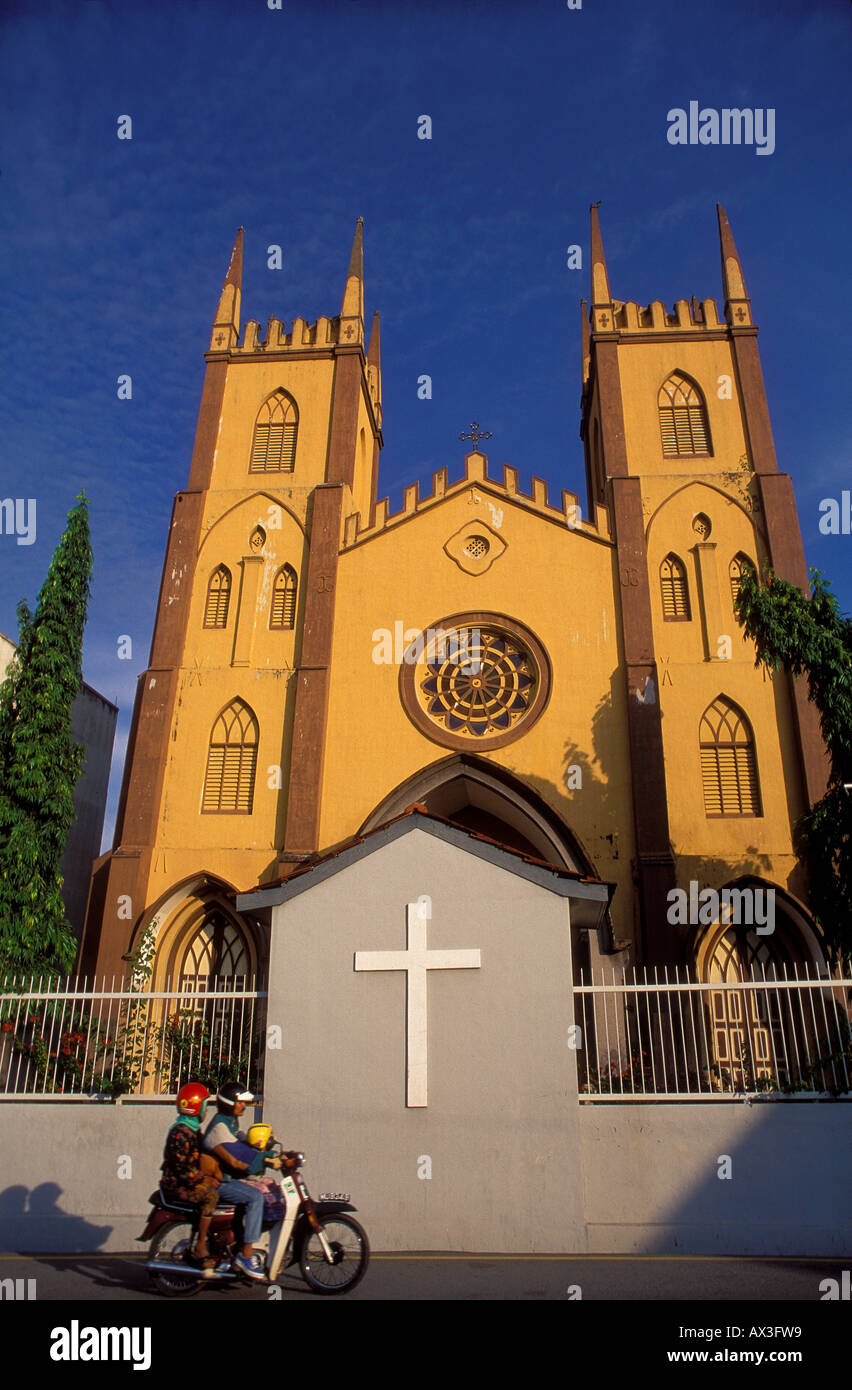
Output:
[1, 1250, 847, 1301]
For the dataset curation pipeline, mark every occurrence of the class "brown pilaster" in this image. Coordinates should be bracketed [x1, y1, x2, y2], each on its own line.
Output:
[596, 336, 677, 964]
[281, 484, 344, 859]
[326, 351, 363, 488]
[757, 474, 830, 808]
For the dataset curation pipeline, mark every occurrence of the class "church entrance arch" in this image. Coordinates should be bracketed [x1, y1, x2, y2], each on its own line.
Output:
[135, 877, 265, 1093]
[360, 757, 607, 978]
[360, 755, 596, 874]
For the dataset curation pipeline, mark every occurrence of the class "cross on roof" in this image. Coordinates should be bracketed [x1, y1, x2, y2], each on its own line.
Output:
[459, 422, 492, 450]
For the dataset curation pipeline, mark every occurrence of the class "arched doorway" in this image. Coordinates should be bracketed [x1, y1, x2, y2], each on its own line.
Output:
[695, 879, 841, 1092]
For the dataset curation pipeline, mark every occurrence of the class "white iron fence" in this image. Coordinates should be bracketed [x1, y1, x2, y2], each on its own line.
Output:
[0, 975, 267, 1099]
[574, 964, 852, 1100]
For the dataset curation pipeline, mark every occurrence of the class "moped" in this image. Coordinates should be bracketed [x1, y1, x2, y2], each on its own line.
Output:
[138, 1144, 369, 1296]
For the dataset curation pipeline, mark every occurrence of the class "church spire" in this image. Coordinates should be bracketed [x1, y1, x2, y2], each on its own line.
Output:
[367, 309, 381, 368]
[340, 217, 365, 343]
[210, 228, 243, 351]
[581, 297, 590, 385]
[717, 204, 751, 327]
[589, 204, 614, 333]
[367, 310, 382, 427]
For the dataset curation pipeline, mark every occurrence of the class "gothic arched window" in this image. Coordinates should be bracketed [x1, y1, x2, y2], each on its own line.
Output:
[177, 910, 252, 990]
[729, 552, 757, 609]
[658, 372, 712, 457]
[270, 565, 297, 629]
[202, 699, 259, 813]
[204, 565, 232, 628]
[660, 553, 691, 620]
[250, 390, 298, 472]
[699, 697, 761, 817]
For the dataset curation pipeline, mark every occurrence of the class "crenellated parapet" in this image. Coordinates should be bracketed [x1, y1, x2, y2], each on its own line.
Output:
[218, 314, 344, 354]
[606, 297, 722, 332]
[342, 450, 610, 550]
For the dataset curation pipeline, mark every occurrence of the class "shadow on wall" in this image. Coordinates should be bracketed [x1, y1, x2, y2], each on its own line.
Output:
[0, 1182, 111, 1255]
[581, 1098, 852, 1257]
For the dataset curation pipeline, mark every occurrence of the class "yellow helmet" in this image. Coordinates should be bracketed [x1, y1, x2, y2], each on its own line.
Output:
[247, 1123, 273, 1150]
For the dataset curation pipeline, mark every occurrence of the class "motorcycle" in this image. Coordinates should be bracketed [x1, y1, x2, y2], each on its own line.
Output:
[138, 1143, 369, 1296]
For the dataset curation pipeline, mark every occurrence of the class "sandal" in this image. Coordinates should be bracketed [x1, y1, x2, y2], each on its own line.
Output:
[187, 1250, 217, 1271]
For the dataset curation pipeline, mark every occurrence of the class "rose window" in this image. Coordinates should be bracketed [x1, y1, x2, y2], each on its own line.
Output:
[400, 616, 551, 749]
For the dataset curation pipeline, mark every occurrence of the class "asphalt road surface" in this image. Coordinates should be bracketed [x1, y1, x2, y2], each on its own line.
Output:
[1, 1250, 847, 1301]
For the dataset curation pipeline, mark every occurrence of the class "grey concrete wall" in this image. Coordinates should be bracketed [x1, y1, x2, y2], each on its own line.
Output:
[580, 1102, 852, 1256]
[0, 1099, 849, 1255]
[0, 1102, 263, 1253]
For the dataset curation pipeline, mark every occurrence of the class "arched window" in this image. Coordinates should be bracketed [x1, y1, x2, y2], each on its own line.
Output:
[250, 390, 298, 472]
[178, 910, 252, 990]
[699, 697, 761, 817]
[729, 552, 756, 608]
[659, 553, 691, 620]
[658, 372, 712, 457]
[202, 699, 259, 813]
[270, 565, 297, 629]
[204, 565, 231, 628]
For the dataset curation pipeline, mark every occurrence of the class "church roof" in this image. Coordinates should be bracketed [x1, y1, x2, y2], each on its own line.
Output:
[237, 804, 613, 929]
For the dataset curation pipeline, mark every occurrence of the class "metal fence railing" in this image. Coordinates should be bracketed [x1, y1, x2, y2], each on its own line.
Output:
[0, 975, 267, 1100]
[574, 963, 852, 1101]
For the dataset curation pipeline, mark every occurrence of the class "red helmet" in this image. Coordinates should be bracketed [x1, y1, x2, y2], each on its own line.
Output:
[176, 1081, 210, 1118]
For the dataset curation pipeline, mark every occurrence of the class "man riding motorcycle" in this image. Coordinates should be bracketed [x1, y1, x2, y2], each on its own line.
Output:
[202, 1080, 281, 1283]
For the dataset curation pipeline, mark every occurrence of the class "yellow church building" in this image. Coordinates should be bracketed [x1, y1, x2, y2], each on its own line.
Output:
[79, 206, 829, 997]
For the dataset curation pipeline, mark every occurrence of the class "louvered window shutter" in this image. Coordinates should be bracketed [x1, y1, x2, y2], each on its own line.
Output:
[270, 569, 297, 629]
[202, 701, 258, 814]
[204, 569, 231, 628]
[660, 557, 690, 620]
[700, 700, 761, 817]
[250, 395, 298, 472]
[659, 374, 712, 457]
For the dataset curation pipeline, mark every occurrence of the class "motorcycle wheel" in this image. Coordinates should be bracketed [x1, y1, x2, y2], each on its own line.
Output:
[148, 1221, 202, 1297]
[299, 1215, 370, 1295]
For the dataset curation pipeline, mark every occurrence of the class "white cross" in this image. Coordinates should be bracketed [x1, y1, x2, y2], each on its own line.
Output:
[354, 896, 482, 1107]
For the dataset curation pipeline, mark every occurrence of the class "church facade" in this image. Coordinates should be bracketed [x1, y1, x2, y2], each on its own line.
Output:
[79, 207, 829, 996]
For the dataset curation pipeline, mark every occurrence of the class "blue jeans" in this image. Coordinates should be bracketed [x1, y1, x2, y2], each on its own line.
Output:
[217, 1179, 265, 1245]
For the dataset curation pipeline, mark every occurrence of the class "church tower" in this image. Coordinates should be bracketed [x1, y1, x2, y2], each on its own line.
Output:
[580, 205, 827, 961]
[80, 222, 383, 981]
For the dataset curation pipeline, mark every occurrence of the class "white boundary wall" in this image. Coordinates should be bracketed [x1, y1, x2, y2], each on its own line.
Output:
[0, 1100, 849, 1255]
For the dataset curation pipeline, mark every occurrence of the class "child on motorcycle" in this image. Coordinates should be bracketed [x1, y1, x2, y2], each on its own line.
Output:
[203, 1081, 281, 1282]
[160, 1081, 221, 1271]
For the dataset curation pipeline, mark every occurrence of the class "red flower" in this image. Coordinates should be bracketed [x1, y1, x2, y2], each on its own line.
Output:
[2, 1022, 13, 1033]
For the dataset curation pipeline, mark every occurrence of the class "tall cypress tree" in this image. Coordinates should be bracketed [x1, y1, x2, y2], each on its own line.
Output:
[0, 494, 93, 976]
[735, 567, 852, 959]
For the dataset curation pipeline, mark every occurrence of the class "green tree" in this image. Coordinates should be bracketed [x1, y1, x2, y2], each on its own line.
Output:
[0, 494, 93, 975]
[735, 567, 852, 958]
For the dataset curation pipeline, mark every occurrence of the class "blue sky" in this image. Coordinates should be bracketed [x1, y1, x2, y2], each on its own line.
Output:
[1, 0, 850, 848]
